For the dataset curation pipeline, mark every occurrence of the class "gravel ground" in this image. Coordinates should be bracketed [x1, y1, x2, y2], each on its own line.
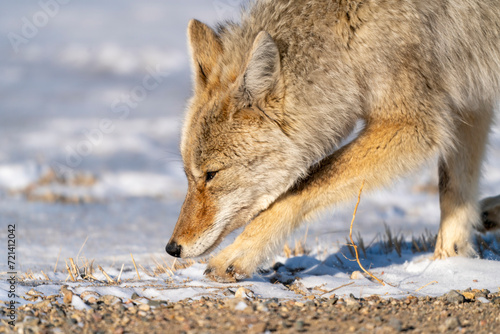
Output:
[2, 288, 499, 334]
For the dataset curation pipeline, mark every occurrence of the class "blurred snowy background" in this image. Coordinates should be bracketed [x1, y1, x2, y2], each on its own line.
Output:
[0, 0, 499, 277]
[0, 0, 246, 269]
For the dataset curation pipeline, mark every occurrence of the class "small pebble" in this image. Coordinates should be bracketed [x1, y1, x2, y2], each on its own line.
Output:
[295, 320, 305, 332]
[444, 316, 460, 330]
[61, 289, 73, 305]
[350, 270, 362, 279]
[113, 327, 125, 334]
[249, 322, 267, 334]
[234, 301, 248, 311]
[388, 317, 403, 332]
[101, 295, 122, 306]
[138, 304, 150, 312]
[305, 300, 315, 307]
[147, 300, 162, 307]
[23, 316, 40, 326]
[346, 297, 362, 311]
[235, 287, 254, 299]
[462, 292, 475, 300]
[445, 290, 465, 304]
[256, 303, 269, 312]
[33, 300, 52, 311]
[328, 297, 339, 306]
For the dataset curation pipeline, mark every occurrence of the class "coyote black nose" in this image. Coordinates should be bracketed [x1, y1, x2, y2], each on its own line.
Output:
[165, 242, 182, 257]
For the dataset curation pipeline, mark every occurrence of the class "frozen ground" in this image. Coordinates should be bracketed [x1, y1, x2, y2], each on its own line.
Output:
[0, 1, 499, 306]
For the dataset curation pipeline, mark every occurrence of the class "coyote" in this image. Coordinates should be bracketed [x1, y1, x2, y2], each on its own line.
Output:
[166, 0, 500, 282]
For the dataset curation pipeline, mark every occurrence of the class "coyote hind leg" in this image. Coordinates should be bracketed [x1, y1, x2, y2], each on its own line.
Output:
[479, 195, 500, 232]
[434, 109, 493, 258]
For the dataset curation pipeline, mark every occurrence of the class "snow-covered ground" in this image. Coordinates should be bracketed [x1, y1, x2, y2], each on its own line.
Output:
[1, 1, 499, 305]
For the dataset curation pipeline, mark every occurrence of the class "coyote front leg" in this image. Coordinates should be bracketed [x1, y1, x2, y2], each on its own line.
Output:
[434, 110, 493, 258]
[206, 118, 444, 281]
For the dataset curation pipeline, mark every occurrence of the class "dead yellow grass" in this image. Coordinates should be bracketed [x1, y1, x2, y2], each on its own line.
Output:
[347, 181, 385, 286]
[283, 239, 308, 258]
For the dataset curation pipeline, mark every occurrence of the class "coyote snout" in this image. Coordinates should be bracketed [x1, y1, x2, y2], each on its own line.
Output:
[167, 0, 500, 282]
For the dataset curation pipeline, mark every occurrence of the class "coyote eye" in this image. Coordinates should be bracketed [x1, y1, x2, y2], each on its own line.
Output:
[206, 171, 218, 182]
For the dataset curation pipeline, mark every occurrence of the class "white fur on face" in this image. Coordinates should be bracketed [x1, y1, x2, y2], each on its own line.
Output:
[180, 158, 305, 258]
[180, 188, 248, 258]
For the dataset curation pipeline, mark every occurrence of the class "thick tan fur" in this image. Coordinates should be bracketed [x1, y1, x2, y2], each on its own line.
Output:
[167, 0, 500, 282]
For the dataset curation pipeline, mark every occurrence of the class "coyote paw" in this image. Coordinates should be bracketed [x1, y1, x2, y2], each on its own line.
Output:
[433, 233, 476, 259]
[204, 262, 250, 283]
[204, 247, 260, 283]
[204, 257, 251, 283]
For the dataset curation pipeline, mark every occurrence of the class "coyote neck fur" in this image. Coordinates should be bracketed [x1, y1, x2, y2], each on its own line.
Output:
[212, 0, 500, 167]
[213, 1, 365, 167]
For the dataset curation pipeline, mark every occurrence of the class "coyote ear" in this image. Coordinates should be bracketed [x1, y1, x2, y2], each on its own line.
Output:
[240, 31, 281, 103]
[188, 19, 222, 89]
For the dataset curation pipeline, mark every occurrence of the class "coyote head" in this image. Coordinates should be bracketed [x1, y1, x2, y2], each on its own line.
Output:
[166, 20, 306, 258]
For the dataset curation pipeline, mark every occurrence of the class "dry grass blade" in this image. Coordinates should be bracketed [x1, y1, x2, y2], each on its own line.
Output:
[345, 237, 356, 258]
[76, 236, 89, 266]
[139, 264, 154, 277]
[151, 256, 172, 277]
[131, 253, 141, 280]
[411, 230, 437, 253]
[412, 237, 421, 253]
[283, 239, 308, 258]
[65, 260, 75, 282]
[41, 270, 50, 281]
[117, 263, 125, 283]
[394, 235, 403, 257]
[384, 224, 393, 251]
[294, 239, 306, 256]
[320, 281, 355, 295]
[54, 247, 62, 273]
[98, 265, 115, 284]
[89, 259, 95, 276]
[25, 270, 34, 280]
[415, 280, 438, 292]
[85, 273, 103, 283]
[334, 255, 345, 268]
[161, 258, 175, 277]
[348, 181, 385, 286]
[69, 258, 80, 279]
[163, 259, 174, 276]
[356, 232, 367, 258]
[283, 243, 292, 258]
